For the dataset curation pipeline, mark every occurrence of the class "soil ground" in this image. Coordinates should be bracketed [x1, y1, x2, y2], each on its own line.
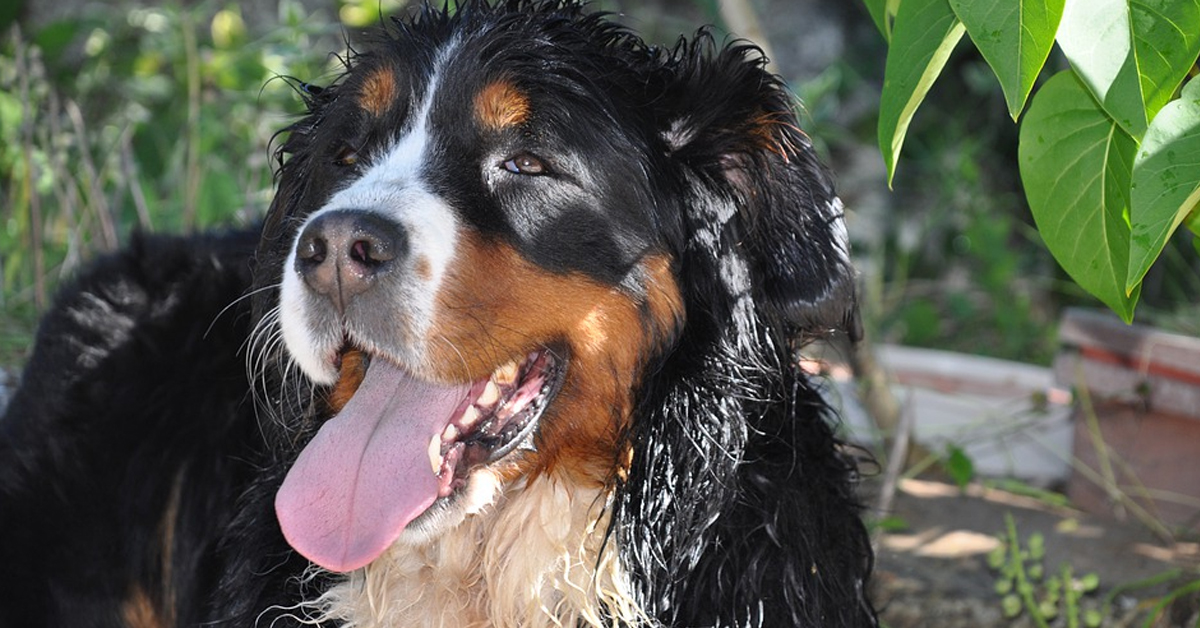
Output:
[871, 477, 1200, 628]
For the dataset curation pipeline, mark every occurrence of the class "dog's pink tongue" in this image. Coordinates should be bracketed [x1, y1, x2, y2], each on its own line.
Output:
[275, 359, 471, 573]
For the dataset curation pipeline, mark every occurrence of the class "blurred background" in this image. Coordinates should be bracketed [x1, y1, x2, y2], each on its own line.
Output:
[3, 1, 1200, 625]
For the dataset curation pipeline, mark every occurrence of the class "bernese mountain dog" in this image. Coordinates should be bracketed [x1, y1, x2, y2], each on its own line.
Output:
[0, 1, 875, 626]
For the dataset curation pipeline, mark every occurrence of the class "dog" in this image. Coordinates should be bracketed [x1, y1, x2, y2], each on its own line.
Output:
[0, 1, 875, 626]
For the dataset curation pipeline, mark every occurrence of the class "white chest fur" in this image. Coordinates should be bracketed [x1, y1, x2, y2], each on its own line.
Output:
[286, 475, 645, 628]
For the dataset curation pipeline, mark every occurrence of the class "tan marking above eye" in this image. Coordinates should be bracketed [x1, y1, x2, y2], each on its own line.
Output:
[358, 66, 398, 117]
[475, 80, 530, 130]
[334, 144, 360, 167]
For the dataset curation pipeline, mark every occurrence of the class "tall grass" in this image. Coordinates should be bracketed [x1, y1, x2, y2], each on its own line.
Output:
[0, 1, 342, 366]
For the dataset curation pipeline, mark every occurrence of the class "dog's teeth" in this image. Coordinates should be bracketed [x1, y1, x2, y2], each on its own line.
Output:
[460, 404, 482, 428]
[428, 434, 443, 475]
[477, 380, 501, 406]
[441, 423, 459, 443]
[493, 361, 520, 385]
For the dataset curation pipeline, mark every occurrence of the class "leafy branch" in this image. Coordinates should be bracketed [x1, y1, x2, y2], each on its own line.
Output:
[865, 0, 1200, 322]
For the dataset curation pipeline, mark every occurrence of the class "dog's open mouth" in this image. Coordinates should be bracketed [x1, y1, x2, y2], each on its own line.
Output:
[275, 346, 564, 573]
[431, 349, 563, 491]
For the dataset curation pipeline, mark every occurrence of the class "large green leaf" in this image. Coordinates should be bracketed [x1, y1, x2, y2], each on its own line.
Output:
[1019, 71, 1139, 321]
[1131, 0, 1200, 122]
[1058, 0, 1200, 140]
[878, 0, 965, 186]
[948, 0, 1065, 120]
[1057, 0, 1147, 138]
[1127, 77, 1200, 292]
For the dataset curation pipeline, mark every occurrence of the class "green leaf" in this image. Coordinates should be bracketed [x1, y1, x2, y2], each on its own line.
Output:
[1019, 70, 1140, 321]
[878, 0, 966, 186]
[1029, 563, 1045, 581]
[863, 0, 891, 40]
[1080, 572, 1101, 592]
[1057, 0, 1147, 137]
[948, 0, 1065, 120]
[1131, 0, 1200, 121]
[34, 19, 88, 63]
[1127, 77, 1200, 292]
[872, 515, 911, 532]
[987, 545, 1007, 570]
[1002, 594, 1023, 618]
[1028, 531, 1045, 559]
[944, 444, 975, 488]
[1058, 0, 1200, 139]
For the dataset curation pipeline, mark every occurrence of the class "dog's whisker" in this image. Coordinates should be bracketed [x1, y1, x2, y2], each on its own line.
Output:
[207, 282, 281, 340]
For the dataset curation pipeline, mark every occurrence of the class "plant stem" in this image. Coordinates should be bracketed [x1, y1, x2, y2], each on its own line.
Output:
[1006, 512, 1051, 628]
[183, 11, 202, 231]
[1063, 564, 1078, 628]
[1141, 579, 1200, 628]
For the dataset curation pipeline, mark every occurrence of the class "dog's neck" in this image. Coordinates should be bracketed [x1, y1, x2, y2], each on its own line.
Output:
[296, 473, 643, 628]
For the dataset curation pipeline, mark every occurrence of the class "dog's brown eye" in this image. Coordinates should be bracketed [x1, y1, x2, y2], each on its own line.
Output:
[334, 145, 360, 167]
[502, 153, 546, 175]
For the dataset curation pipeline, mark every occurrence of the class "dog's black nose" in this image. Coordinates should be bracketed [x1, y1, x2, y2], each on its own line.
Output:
[294, 210, 407, 310]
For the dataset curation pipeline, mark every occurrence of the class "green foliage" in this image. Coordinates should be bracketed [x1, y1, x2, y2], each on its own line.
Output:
[870, 0, 1200, 322]
[870, 514, 911, 533]
[944, 443, 975, 488]
[947, 0, 1063, 120]
[869, 88, 1060, 363]
[1129, 78, 1200, 292]
[1019, 71, 1140, 320]
[339, 0, 408, 27]
[877, 0, 965, 186]
[1, 1, 338, 354]
[983, 478, 1072, 509]
[989, 513, 1102, 628]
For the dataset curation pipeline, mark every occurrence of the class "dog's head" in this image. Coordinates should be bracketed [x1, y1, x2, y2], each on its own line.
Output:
[250, 0, 855, 575]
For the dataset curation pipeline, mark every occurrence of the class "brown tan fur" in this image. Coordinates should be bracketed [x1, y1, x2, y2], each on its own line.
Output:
[750, 109, 805, 161]
[474, 80, 531, 131]
[155, 472, 183, 627]
[121, 587, 164, 628]
[329, 349, 369, 413]
[426, 233, 683, 485]
[358, 66, 398, 117]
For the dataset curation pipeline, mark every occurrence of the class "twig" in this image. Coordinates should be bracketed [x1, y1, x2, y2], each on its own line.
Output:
[119, 125, 153, 230]
[875, 389, 914, 524]
[1075, 364, 1122, 519]
[717, 0, 777, 74]
[13, 29, 47, 311]
[183, 12, 202, 230]
[66, 100, 118, 251]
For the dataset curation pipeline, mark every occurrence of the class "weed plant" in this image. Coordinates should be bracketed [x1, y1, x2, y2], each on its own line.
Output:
[0, 1, 342, 366]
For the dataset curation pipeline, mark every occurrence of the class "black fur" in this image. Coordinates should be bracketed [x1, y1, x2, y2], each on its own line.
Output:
[0, 2, 874, 626]
[0, 230, 260, 627]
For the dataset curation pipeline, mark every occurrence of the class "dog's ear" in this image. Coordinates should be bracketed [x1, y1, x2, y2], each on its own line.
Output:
[659, 37, 859, 339]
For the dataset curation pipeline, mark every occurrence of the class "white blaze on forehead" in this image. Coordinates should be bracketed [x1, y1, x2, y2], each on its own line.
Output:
[278, 50, 461, 384]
